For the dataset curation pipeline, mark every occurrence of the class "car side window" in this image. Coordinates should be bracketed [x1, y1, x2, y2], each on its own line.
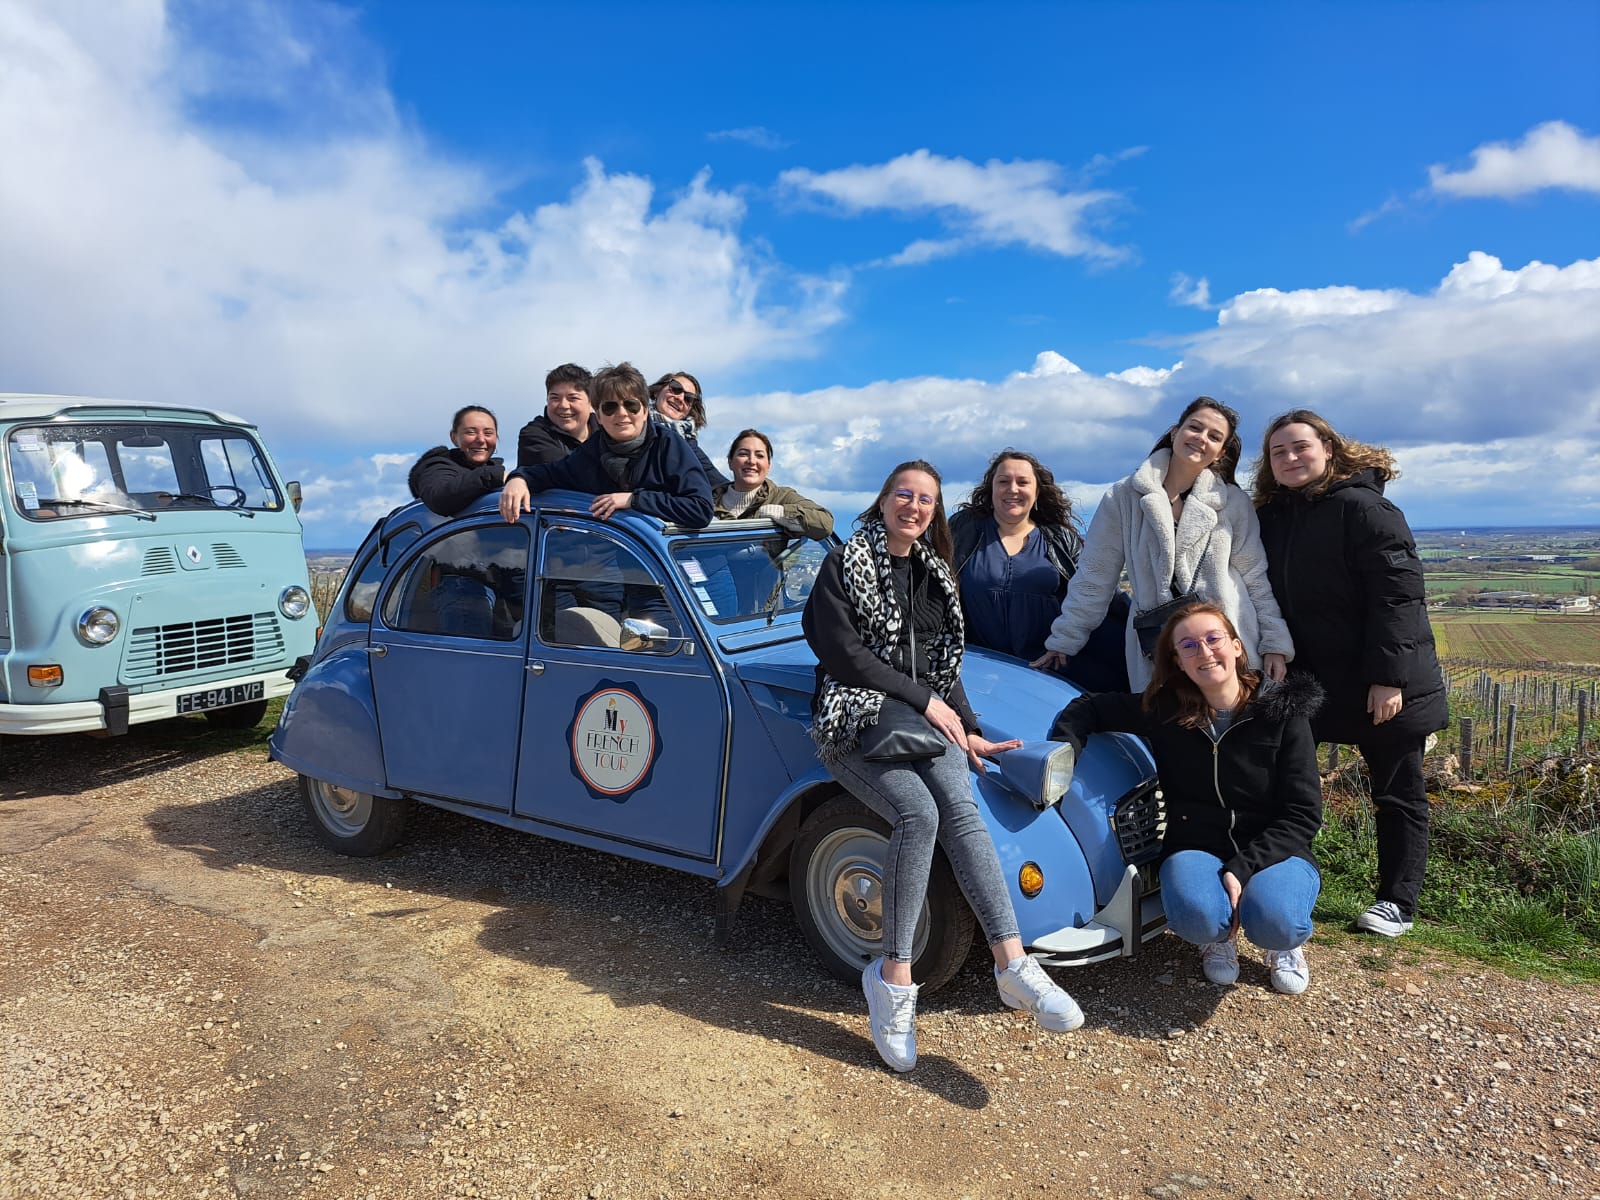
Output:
[346, 525, 422, 623]
[538, 525, 681, 654]
[382, 524, 527, 640]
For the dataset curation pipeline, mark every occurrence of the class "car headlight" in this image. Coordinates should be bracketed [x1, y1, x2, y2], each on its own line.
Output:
[77, 606, 121, 645]
[1038, 742, 1076, 809]
[279, 585, 311, 619]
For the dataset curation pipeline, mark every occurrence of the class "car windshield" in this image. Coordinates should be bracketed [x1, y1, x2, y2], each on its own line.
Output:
[670, 532, 831, 624]
[6, 421, 283, 521]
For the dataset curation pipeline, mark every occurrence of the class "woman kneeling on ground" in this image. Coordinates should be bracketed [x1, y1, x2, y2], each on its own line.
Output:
[713, 429, 834, 538]
[1049, 601, 1324, 994]
[803, 459, 1084, 1073]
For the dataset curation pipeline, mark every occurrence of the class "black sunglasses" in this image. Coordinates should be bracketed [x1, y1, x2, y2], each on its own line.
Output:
[660, 381, 702, 404]
[599, 398, 645, 416]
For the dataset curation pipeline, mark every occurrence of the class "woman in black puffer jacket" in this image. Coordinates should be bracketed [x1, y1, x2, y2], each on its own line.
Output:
[408, 405, 507, 517]
[1252, 410, 1447, 941]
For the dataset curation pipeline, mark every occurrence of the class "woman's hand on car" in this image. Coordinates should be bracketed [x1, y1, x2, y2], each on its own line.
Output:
[965, 734, 1022, 774]
[591, 492, 633, 521]
[499, 478, 531, 523]
[1030, 649, 1068, 672]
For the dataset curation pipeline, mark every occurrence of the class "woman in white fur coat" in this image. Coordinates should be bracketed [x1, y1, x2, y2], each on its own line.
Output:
[1032, 397, 1292, 692]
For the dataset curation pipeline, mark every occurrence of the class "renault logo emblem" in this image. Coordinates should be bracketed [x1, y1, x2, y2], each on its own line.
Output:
[185, 545, 203, 564]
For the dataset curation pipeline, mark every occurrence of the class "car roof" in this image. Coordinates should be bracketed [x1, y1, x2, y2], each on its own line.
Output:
[384, 492, 792, 541]
[0, 394, 254, 426]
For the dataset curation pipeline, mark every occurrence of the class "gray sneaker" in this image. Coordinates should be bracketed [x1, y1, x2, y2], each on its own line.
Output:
[862, 958, 918, 1072]
[1266, 946, 1310, 995]
[1199, 938, 1240, 985]
[1355, 901, 1414, 938]
[995, 955, 1084, 1032]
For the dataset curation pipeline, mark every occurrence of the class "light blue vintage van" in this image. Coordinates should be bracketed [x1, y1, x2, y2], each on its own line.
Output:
[0, 395, 318, 749]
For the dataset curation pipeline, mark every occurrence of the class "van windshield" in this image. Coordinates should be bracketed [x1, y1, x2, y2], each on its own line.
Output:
[6, 422, 284, 521]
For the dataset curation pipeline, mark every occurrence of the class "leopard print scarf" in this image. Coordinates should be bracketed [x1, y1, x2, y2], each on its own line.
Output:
[811, 519, 965, 764]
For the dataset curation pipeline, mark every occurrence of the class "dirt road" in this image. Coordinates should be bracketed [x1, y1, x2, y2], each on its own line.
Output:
[2, 723, 1597, 1199]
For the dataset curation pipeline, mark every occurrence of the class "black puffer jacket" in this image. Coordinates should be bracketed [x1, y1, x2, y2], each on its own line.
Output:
[1256, 470, 1447, 745]
[408, 447, 505, 517]
[507, 421, 714, 528]
[1049, 675, 1324, 885]
[516, 413, 597, 468]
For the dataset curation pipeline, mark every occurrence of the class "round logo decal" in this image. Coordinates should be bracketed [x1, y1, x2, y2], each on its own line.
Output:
[567, 682, 661, 801]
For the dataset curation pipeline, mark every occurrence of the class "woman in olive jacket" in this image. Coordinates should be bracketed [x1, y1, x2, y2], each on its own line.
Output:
[1050, 601, 1324, 994]
[1252, 409, 1447, 940]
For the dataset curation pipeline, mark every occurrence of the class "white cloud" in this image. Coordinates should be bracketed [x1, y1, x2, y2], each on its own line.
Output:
[1429, 120, 1600, 199]
[779, 149, 1130, 265]
[706, 126, 788, 151]
[1169, 272, 1213, 309]
[0, 0, 844, 536]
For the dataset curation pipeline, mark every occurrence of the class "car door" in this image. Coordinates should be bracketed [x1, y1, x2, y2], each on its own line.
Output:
[369, 520, 530, 810]
[513, 518, 728, 861]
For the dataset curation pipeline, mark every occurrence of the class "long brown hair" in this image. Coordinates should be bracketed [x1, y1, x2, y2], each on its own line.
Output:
[1250, 408, 1399, 506]
[1142, 600, 1260, 729]
[856, 460, 954, 566]
[958, 449, 1080, 533]
[1152, 396, 1243, 485]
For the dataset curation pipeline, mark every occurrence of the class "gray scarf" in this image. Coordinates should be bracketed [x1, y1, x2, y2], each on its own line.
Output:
[598, 426, 649, 488]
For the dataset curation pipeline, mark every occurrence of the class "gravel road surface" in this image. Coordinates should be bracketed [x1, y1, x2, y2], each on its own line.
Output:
[2, 722, 1596, 1199]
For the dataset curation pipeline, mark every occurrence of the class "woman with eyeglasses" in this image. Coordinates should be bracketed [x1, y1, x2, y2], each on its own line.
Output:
[1252, 411, 1446, 940]
[1049, 601, 1324, 995]
[949, 449, 1129, 693]
[499, 362, 713, 528]
[1032, 396, 1293, 692]
[650, 370, 728, 486]
[803, 460, 1085, 1074]
[713, 429, 834, 538]
[408, 405, 508, 517]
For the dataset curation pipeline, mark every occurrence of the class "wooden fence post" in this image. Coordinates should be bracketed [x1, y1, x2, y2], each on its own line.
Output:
[1459, 717, 1474, 781]
[1579, 691, 1589, 751]
[1491, 683, 1502, 753]
[1326, 744, 1340, 772]
[1504, 703, 1518, 773]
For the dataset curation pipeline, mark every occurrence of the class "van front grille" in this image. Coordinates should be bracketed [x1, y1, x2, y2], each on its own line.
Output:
[124, 612, 285, 680]
[1110, 781, 1166, 865]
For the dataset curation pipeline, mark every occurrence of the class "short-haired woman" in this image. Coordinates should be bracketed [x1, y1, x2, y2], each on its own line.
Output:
[713, 429, 834, 538]
[1253, 410, 1447, 939]
[1050, 602, 1324, 994]
[408, 405, 507, 517]
[803, 459, 1084, 1073]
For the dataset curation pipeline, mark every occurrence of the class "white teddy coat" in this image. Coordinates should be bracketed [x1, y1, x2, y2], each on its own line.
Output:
[1044, 450, 1294, 691]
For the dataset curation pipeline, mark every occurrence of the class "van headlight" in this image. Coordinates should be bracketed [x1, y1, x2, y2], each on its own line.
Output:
[77, 607, 121, 645]
[279, 586, 311, 619]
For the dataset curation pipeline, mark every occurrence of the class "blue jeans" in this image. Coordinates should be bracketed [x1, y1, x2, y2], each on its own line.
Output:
[830, 739, 1020, 963]
[1159, 851, 1320, 951]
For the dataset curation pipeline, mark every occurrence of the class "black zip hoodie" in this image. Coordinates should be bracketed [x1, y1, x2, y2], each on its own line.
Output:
[1049, 674, 1324, 885]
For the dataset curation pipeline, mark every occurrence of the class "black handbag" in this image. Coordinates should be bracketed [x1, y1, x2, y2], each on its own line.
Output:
[859, 607, 946, 763]
[1132, 590, 1201, 659]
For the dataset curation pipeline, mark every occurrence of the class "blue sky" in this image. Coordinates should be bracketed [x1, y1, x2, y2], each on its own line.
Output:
[2, 0, 1597, 548]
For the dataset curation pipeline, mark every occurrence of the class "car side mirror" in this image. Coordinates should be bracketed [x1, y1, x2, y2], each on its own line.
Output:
[619, 617, 694, 655]
[285, 480, 303, 512]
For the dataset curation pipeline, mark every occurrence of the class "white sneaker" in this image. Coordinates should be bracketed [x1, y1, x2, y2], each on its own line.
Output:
[1355, 901, 1414, 938]
[1199, 938, 1239, 985]
[862, 958, 918, 1072]
[1266, 946, 1310, 995]
[995, 955, 1084, 1032]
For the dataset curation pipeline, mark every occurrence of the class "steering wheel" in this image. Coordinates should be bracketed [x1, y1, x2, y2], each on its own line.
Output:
[210, 485, 248, 508]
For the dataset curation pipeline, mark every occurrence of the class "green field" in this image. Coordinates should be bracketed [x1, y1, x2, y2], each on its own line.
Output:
[1430, 611, 1600, 665]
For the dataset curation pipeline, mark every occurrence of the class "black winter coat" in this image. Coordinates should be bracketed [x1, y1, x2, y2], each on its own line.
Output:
[1049, 675, 1325, 885]
[1256, 470, 1447, 745]
[507, 422, 715, 528]
[516, 413, 597, 468]
[408, 447, 505, 517]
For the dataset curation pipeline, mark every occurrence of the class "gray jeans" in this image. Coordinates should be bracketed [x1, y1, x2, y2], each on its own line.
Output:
[830, 739, 1020, 963]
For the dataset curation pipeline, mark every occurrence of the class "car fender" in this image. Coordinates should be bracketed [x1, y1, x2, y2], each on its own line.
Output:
[269, 642, 399, 798]
[968, 767, 1097, 945]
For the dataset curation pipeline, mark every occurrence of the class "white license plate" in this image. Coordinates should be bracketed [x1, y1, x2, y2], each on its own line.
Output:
[176, 681, 264, 714]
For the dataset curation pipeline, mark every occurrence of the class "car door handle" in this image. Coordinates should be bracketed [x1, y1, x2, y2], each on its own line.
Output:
[526, 660, 545, 676]
[366, 645, 387, 658]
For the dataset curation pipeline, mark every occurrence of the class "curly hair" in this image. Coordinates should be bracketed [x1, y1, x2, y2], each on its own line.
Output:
[1142, 600, 1260, 729]
[956, 449, 1079, 533]
[1249, 409, 1399, 507]
[855, 460, 954, 566]
[649, 371, 707, 430]
[1152, 396, 1243, 485]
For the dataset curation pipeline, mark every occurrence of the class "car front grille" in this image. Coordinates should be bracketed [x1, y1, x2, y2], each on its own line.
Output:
[124, 612, 285, 680]
[1110, 780, 1166, 865]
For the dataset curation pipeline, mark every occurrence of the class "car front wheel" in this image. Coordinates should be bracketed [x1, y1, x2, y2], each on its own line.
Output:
[298, 775, 413, 856]
[788, 794, 976, 993]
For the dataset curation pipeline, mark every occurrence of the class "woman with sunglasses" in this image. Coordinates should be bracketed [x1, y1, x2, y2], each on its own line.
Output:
[803, 460, 1085, 1074]
[408, 405, 508, 517]
[499, 362, 713, 528]
[1032, 396, 1292, 692]
[1252, 410, 1446, 940]
[650, 370, 728, 486]
[1050, 601, 1324, 995]
[713, 429, 833, 537]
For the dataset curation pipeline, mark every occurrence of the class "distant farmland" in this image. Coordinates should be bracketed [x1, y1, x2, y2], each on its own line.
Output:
[1430, 611, 1600, 665]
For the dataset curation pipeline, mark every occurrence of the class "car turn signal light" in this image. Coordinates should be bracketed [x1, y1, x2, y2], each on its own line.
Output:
[28, 665, 64, 687]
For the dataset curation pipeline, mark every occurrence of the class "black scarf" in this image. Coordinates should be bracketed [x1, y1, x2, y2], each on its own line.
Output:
[598, 425, 649, 488]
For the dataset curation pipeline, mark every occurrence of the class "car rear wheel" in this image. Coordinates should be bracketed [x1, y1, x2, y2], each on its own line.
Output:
[201, 699, 269, 730]
[789, 795, 976, 993]
[298, 774, 413, 856]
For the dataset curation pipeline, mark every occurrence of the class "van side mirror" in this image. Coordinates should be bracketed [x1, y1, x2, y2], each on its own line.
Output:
[286, 480, 303, 512]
